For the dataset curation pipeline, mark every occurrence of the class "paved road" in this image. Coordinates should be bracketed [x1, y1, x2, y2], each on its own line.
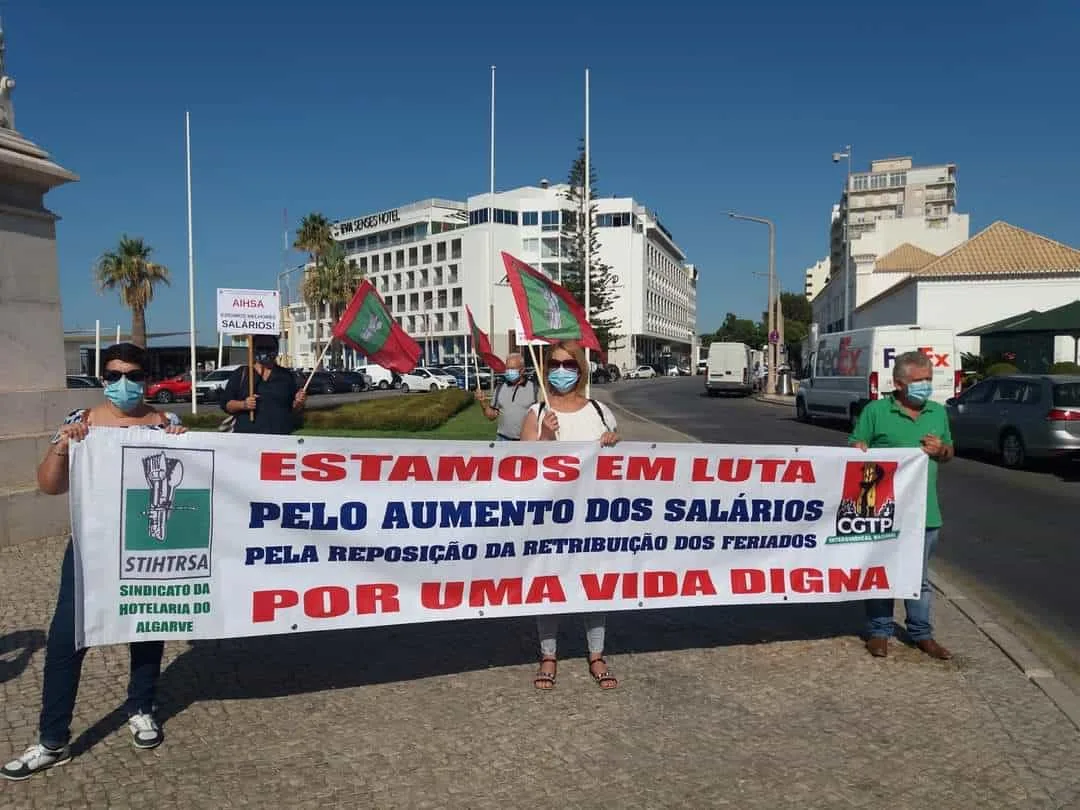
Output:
[611, 377, 1080, 692]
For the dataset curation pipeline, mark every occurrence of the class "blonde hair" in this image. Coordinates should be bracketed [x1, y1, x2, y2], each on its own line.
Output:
[543, 341, 589, 396]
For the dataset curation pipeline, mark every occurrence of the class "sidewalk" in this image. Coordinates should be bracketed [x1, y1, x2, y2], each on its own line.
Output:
[755, 391, 797, 408]
[2, 415, 1080, 807]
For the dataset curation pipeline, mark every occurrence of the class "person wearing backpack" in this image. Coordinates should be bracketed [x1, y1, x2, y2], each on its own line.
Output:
[476, 352, 537, 441]
[519, 340, 620, 691]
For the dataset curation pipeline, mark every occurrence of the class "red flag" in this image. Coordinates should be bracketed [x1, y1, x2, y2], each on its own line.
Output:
[331, 280, 421, 374]
[501, 252, 601, 351]
[466, 305, 506, 373]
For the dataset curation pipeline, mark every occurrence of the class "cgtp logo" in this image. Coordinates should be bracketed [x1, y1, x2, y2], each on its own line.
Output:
[826, 460, 900, 544]
[883, 346, 950, 369]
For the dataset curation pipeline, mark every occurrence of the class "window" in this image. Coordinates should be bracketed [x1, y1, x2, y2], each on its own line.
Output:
[597, 212, 632, 227]
[493, 208, 519, 225]
[395, 250, 405, 269]
[437, 242, 447, 261]
[447, 264, 458, 283]
[541, 210, 559, 231]
[852, 175, 869, 191]
[451, 239, 461, 259]
[889, 172, 907, 187]
[409, 247, 418, 266]
[422, 245, 432, 263]
[433, 266, 443, 285]
[469, 208, 490, 226]
[359, 257, 368, 273]
[522, 238, 539, 254]
[523, 211, 539, 226]
[451, 288, 462, 307]
[371, 255, 380, 272]
[1053, 383, 1080, 407]
[870, 173, 889, 190]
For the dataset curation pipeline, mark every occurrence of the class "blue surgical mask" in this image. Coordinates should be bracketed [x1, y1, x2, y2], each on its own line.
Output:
[904, 380, 933, 406]
[548, 367, 579, 393]
[504, 369, 521, 383]
[105, 377, 145, 412]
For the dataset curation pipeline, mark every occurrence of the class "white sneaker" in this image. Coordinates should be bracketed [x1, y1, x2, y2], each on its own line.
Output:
[128, 713, 163, 750]
[0, 743, 72, 781]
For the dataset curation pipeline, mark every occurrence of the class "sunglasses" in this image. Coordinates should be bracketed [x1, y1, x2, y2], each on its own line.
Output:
[548, 359, 579, 371]
[102, 369, 146, 383]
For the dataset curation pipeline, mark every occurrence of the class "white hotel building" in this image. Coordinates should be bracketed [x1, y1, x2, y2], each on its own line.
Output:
[284, 183, 699, 371]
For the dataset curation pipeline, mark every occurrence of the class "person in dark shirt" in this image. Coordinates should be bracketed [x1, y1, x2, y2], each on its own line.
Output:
[221, 336, 306, 434]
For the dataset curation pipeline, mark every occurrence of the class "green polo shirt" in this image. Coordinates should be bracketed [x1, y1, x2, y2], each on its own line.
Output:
[849, 396, 952, 528]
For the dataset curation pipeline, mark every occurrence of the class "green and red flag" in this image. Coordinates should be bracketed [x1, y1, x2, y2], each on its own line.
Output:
[465, 305, 506, 373]
[332, 280, 421, 374]
[501, 252, 601, 351]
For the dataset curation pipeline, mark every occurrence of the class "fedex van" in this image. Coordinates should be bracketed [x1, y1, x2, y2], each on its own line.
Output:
[796, 326, 961, 426]
[705, 342, 752, 396]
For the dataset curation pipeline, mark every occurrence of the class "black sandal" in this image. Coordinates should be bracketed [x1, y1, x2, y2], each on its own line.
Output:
[588, 657, 618, 690]
[533, 657, 557, 690]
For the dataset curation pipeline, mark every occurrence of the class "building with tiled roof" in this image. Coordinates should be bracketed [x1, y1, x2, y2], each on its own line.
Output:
[814, 158, 970, 333]
[853, 221, 1080, 363]
[873, 243, 939, 274]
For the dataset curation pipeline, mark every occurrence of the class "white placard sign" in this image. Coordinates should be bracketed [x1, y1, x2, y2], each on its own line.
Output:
[216, 289, 280, 335]
[514, 314, 549, 347]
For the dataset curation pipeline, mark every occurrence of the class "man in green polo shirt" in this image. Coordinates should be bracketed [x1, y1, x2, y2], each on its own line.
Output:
[850, 350, 954, 660]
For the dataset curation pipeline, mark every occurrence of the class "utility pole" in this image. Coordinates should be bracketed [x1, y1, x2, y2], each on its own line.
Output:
[729, 212, 777, 394]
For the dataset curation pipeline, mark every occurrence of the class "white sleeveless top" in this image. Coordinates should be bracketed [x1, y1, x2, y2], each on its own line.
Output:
[528, 399, 617, 442]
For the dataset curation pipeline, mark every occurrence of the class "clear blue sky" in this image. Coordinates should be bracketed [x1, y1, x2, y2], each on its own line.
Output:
[8, 0, 1080, 343]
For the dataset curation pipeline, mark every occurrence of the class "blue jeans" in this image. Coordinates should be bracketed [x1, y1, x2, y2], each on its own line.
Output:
[38, 541, 164, 748]
[495, 434, 519, 442]
[865, 528, 939, 642]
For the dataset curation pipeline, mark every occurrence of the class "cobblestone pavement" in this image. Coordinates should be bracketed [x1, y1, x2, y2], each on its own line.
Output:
[3, 412, 1080, 808]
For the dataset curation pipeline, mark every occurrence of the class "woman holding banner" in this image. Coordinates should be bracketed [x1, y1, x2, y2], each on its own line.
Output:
[520, 341, 620, 690]
[2, 343, 187, 781]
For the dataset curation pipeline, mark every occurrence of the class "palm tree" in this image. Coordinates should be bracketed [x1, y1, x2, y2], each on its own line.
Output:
[94, 236, 171, 348]
[294, 212, 332, 265]
[301, 242, 359, 369]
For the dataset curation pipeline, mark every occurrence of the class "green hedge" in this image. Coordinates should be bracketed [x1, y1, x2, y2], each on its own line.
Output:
[1050, 361, 1080, 374]
[304, 389, 473, 431]
[181, 389, 474, 432]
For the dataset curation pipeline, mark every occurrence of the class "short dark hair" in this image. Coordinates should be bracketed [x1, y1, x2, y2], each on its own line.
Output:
[253, 335, 280, 351]
[101, 342, 147, 370]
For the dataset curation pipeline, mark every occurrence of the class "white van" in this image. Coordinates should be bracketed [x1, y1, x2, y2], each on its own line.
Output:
[796, 325, 961, 426]
[705, 342, 752, 396]
[356, 364, 395, 389]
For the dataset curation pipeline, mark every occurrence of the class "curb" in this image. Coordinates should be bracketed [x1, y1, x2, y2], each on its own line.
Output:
[754, 395, 796, 408]
[930, 571, 1080, 732]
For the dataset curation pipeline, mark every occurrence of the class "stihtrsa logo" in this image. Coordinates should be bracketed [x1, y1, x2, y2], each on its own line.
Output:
[826, 460, 899, 544]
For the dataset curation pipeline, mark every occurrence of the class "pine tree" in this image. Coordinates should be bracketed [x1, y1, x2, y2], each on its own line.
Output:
[560, 140, 623, 355]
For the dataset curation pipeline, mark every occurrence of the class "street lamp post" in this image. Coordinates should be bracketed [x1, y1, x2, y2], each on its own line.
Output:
[832, 146, 852, 331]
[729, 212, 777, 395]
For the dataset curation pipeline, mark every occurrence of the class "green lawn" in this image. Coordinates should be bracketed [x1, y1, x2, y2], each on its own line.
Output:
[299, 401, 494, 440]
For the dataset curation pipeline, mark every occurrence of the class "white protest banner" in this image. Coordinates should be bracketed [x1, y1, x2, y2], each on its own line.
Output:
[514, 314, 548, 347]
[216, 288, 280, 335]
[69, 430, 928, 648]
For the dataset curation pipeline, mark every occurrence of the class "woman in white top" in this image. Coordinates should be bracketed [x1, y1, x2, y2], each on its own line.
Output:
[520, 341, 620, 690]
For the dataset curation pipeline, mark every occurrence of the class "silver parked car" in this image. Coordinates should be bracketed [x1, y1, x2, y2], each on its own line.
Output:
[945, 374, 1080, 468]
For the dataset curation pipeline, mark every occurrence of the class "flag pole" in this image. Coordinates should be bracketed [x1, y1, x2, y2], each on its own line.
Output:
[584, 67, 592, 398]
[217, 330, 223, 368]
[487, 65, 496, 396]
[526, 344, 549, 405]
[185, 110, 198, 414]
[303, 339, 335, 393]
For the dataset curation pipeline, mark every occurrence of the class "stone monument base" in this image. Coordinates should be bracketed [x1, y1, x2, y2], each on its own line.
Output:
[0, 388, 98, 547]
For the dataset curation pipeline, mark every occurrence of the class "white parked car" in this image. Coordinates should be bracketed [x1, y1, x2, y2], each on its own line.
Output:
[400, 367, 456, 392]
[195, 365, 241, 402]
[629, 365, 657, 379]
